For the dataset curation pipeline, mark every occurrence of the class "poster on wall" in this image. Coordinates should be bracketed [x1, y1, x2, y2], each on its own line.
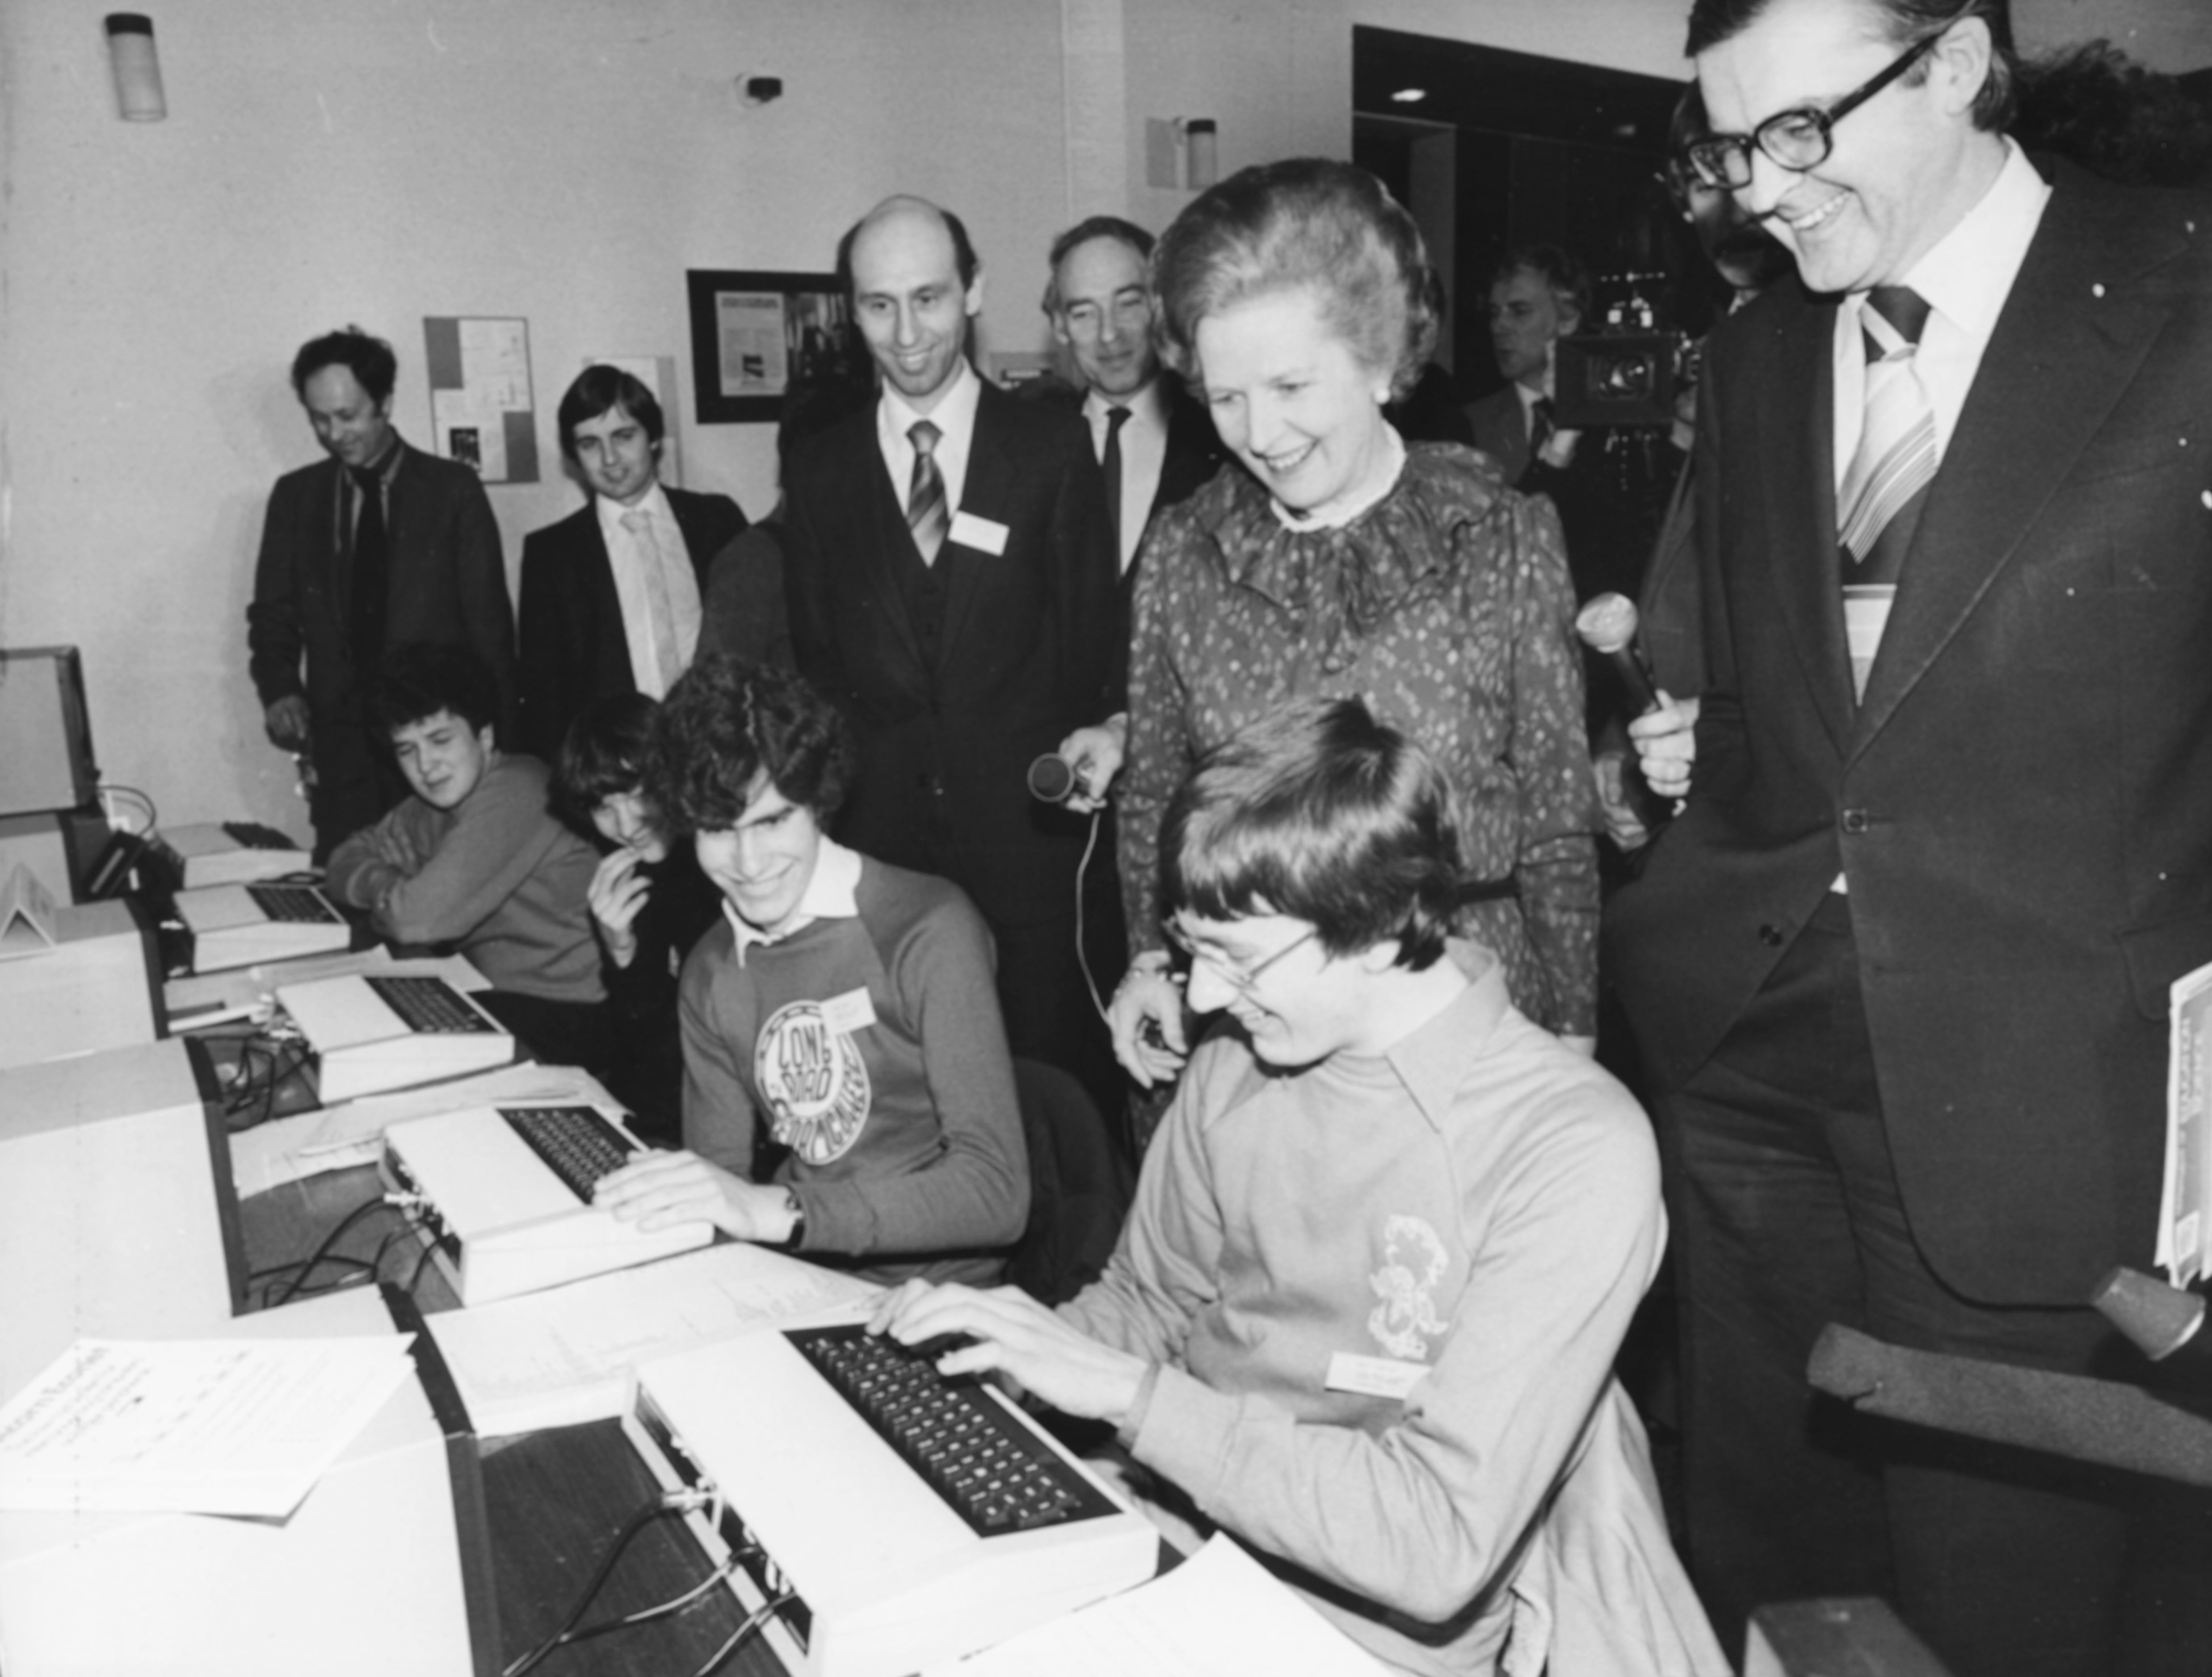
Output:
[685, 270, 853, 424]
[423, 316, 539, 483]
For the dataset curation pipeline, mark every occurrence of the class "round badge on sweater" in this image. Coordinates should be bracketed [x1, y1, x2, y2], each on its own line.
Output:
[753, 1000, 872, 1164]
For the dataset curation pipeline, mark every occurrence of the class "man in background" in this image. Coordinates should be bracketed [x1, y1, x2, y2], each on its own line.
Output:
[247, 326, 511, 857]
[1039, 214, 1224, 583]
[516, 365, 748, 762]
[781, 195, 1123, 1114]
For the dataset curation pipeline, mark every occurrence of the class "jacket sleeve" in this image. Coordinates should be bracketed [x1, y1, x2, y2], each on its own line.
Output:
[513, 535, 564, 764]
[781, 469, 858, 713]
[797, 893, 1031, 1257]
[246, 475, 309, 707]
[324, 799, 433, 912]
[450, 471, 516, 740]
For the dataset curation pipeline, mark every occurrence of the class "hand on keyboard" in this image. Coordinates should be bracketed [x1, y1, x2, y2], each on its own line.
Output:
[593, 1147, 802, 1243]
[870, 1281, 1152, 1429]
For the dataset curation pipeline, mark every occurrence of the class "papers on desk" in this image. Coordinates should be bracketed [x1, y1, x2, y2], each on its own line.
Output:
[2158, 960, 2212, 1285]
[0, 1335, 416, 1518]
[229, 1058, 620, 1196]
[426, 1241, 878, 1436]
[925, 1534, 1387, 1676]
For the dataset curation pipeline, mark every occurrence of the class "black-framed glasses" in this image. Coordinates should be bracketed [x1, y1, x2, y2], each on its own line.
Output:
[1165, 921, 1318, 996]
[1684, 31, 1939, 190]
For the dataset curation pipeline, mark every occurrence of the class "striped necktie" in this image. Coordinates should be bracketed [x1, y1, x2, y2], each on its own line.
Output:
[1839, 284, 1934, 699]
[906, 419, 948, 566]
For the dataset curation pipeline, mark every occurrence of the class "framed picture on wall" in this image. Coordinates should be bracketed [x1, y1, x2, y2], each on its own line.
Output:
[685, 269, 854, 424]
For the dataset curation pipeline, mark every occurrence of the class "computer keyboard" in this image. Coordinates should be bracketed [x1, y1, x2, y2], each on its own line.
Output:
[366, 975, 496, 1034]
[787, 1325, 1119, 1537]
[247, 883, 341, 924]
[222, 821, 302, 850]
[500, 1104, 637, 1201]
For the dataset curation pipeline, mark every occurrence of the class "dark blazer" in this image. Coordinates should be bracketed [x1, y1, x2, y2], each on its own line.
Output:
[1039, 378, 1226, 582]
[782, 377, 1119, 928]
[1608, 168, 2212, 1305]
[514, 486, 747, 761]
[247, 437, 511, 844]
[1465, 384, 1534, 483]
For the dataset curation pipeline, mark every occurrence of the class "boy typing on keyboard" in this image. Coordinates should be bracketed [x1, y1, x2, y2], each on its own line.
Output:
[590, 657, 1029, 1286]
[325, 642, 611, 1061]
[873, 698, 1721, 1676]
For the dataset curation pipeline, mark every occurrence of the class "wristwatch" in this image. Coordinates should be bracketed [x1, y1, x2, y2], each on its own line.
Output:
[772, 1187, 806, 1252]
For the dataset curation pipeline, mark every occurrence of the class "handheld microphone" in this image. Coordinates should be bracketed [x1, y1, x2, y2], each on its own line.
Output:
[1027, 753, 1078, 804]
[1574, 592, 1661, 716]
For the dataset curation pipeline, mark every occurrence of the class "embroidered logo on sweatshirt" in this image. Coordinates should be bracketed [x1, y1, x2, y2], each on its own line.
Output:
[754, 1000, 872, 1164]
[1367, 1214, 1450, 1361]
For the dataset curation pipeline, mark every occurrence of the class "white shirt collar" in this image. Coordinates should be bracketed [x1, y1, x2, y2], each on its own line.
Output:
[880, 359, 981, 454]
[723, 836, 862, 962]
[594, 478, 672, 538]
[1882, 137, 2048, 349]
[1083, 375, 1168, 434]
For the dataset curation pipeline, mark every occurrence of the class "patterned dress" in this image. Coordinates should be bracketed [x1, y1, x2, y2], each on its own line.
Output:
[1119, 440, 1598, 1036]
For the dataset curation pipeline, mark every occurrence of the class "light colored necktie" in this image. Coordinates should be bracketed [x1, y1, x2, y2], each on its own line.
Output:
[907, 419, 949, 566]
[621, 507, 684, 693]
[1839, 285, 1935, 699]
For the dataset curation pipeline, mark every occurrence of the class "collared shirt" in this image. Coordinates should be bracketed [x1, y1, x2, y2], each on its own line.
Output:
[1083, 376, 1171, 573]
[723, 835, 864, 965]
[875, 360, 981, 522]
[593, 480, 702, 698]
[1832, 139, 2051, 486]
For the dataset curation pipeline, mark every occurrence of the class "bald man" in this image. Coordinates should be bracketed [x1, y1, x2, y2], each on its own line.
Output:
[780, 196, 1124, 1114]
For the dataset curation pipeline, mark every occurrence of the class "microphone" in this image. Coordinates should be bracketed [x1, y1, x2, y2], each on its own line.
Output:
[1574, 592, 1661, 716]
[1027, 753, 1078, 804]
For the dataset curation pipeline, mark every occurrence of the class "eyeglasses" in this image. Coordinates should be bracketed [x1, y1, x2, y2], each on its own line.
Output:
[1684, 31, 1939, 191]
[1165, 922, 1318, 995]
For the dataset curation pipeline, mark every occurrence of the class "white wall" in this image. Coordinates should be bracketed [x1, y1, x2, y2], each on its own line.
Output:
[1, 0, 2206, 839]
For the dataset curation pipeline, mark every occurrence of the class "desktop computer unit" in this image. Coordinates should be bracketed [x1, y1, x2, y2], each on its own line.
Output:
[173, 879, 353, 972]
[158, 819, 314, 888]
[0, 896, 165, 1069]
[278, 970, 515, 1102]
[0, 1036, 245, 1403]
[380, 1101, 712, 1305]
[626, 1325, 1158, 1677]
[0, 645, 98, 819]
[0, 1285, 500, 1677]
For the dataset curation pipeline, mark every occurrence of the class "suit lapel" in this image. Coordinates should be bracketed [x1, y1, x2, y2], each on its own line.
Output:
[936, 383, 1009, 661]
[1756, 294, 1856, 754]
[576, 511, 636, 689]
[1850, 177, 2175, 752]
[858, 434, 932, 682]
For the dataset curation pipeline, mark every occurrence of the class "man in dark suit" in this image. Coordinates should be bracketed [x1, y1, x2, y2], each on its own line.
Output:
[783, 195, 1123, 1110]
[1611, 3, 2212, 1671]
[247, 327, 512, 858]
[516, 366, 748, 762]
[1038, 215, 1223, 582]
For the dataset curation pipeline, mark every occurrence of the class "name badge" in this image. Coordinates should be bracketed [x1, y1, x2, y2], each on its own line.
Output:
[949, 510, 1009, 555]
[1325, 1352, 1431, 1401]
[820, 987, 878, 1035]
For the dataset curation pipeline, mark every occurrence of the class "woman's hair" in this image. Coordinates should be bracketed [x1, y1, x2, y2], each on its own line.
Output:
[643, 655, 853, 837]
[1162, 695, 1462, 971]
[553, 691, 658, 822]
[1152, 158, 1438, 402]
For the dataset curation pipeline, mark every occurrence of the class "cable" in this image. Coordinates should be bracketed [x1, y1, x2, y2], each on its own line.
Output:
[561, 1551, 747, 1647]
[502, 1492, 700, 1677]
[690, 1591, 794, 1677]
[268, 1195, 400, 1308]
[98, 782, 158, 840]
[1073, 807, 1109, 1024]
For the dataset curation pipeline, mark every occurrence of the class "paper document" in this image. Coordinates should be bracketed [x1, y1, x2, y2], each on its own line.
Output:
[428, 1242, 878, 1436]
[0, 1335, 416, 1518]
[928, 1534, 1386, 1676]
[2158, 960, 2212, 1285]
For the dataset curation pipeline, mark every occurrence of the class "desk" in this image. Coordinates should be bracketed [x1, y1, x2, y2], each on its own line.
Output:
[241, 1164, 779, 1675]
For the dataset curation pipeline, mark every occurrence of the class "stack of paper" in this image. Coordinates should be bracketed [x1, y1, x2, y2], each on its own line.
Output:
[0, 1336, 416, 1518]
[426, 1241, 878, 1436]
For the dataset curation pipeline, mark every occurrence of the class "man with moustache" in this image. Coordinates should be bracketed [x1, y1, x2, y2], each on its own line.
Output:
[247, 327, 511, 857]
[781, 195, 1122, 1110]
[1611, 2, 2212, 1670]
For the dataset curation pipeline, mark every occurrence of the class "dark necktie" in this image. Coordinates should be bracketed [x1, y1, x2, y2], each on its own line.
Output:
[349, 464, 390, 675]
[1518, 397, 1556, 490]
[1101, 404, 1131, 564]
[906, 420, 948, 566]
[1839, 285, 1935, 699]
